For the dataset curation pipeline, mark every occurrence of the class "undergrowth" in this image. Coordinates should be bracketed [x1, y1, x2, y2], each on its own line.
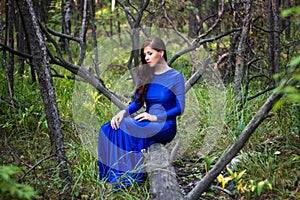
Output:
[0, 63, 299, 199]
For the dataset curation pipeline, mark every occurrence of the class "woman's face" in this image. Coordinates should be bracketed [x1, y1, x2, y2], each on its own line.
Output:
[143, 46, 163, 67]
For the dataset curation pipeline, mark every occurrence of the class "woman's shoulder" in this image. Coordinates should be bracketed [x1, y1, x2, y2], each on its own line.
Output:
[165, 68, 183, 76]
[153, 68, 184, 83]
[168, 68, 184, 80]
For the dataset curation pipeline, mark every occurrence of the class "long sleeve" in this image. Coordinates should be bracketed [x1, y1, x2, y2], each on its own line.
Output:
[124, 92, 143, 117]
[156, 73, 185, 121]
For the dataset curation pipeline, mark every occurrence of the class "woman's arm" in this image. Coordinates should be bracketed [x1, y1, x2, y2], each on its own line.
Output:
[124, 92, 143, 116]
[111, 92, 143, 129]
[156, 73, 185, 121]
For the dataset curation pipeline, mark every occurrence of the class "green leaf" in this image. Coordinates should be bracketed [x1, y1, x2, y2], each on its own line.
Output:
[286, 93, 300, 102]
[267, 183, 272, 190]
[281, 6, 300, 17]
[273, 99, 284, 110]
[293, 73, 300, 81]
[1, 173, 9, 181]
[290, 57, 300, 67]
[284, 86, 297, 94]
[236, 170, 247, 180]
[257, 181, 264, 196]
[227, 167, 233, 176]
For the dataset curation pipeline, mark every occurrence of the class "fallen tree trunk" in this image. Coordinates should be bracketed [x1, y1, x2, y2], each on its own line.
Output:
[144, 143, 183, 200]
[145, 90, 284, 200]
[185, 91, 283, 199]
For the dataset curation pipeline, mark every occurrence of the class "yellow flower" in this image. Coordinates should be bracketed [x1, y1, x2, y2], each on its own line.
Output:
[217, 174, 233, 189]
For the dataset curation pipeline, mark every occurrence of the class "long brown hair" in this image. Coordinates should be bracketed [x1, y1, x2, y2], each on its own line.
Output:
[135, 37, 167, 104]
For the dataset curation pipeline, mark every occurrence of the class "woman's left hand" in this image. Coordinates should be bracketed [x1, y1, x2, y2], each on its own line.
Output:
[134, 112, 157, 122]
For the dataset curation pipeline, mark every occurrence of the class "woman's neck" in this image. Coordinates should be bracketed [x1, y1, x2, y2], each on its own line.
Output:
[154, 63, 170, 75]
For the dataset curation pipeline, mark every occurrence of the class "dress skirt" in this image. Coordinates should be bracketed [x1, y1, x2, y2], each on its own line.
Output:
[97, 69, 185, 186]
[98, 117, 176, 185]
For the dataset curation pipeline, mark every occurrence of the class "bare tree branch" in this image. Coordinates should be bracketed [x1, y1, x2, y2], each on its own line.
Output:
[247, 86, 276, 101]
[168, 28, 241, 65]
[117, 0, 136, 28]
[195, 0, 225, 40]
[161, 0, 191, 46]
[0, 42, 32, 59]
[185, 90, 283, 199]
[19, 153, 56, 181]
[45, 27, 81, 43]
[184, 57, 211, 92]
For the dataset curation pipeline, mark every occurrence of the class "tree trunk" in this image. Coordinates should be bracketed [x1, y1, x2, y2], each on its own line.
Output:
[16, 0, 71, 191]
[9, 0, 15, 89]
[233, 0, 253, 103]
[185, 91, 283, 199]
[145, 144, 183, 200]
[16, 6, 26, 77]
[188, 0, 201, 38]
[283, 0, 291, 40]
[78, 0, 88, 67]
[267, 0, 275, 85]
[88, 0, 101, 78]
[62, 0, 73, 62]
[267, 0, 281, 84]
[273, 0, 281, 77]
[6, 0, 15, 97]
[228, 31, 240, 82]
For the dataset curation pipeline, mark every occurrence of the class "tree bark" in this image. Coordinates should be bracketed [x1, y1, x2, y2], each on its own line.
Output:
[145, 144, 184, 200]
[188, 0, 201, 38]
[78, 0, 88, 67]
[16, 0, 71, 191]
[88, 0, 101, 78]
[6, 0, 15, 97]
[233, 0, 253, 103]
[283, 0, 291, 40]
[62, 0, 73, 62]
[228, 31, 240, 82]
[267, 0, 281, 85]
[273, 0, 281, 77]
[268, 0, 275, 79]
[185, 91, 283, 199]
[16, 6, 26, 77]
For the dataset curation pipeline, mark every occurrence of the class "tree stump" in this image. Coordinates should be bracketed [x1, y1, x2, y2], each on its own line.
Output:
[144, 143, 183, 200]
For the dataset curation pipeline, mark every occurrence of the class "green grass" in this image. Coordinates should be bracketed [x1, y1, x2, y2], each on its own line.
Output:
[1, 61, 299, 199]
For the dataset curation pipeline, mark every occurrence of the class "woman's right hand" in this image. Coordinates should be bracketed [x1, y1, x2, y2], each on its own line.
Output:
[110, 110, 126, 130]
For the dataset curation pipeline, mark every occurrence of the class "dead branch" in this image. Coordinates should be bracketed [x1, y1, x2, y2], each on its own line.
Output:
[0, 42, 32, 59]
[168, 28, 241, 66]
[185, 90, 283, 199]
[45, 27, 81, 43]
[19, 153, 56, 181]
[162, 0, 191, 46]
[185, 57, 211, 92]
[247, 86, 276, 101]
[195, 0, 225, 40]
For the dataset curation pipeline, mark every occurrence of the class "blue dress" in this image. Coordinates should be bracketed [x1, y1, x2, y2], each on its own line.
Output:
[98, 68, 185, 186]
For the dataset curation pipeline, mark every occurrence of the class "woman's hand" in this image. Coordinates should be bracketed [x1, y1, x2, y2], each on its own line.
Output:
[111, 110, 126, 130]
[134, 112, 157, 122]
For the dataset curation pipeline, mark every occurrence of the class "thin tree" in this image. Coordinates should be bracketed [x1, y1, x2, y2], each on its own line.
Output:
[233, 0, 253, 104]
[16, 0, 71, 192]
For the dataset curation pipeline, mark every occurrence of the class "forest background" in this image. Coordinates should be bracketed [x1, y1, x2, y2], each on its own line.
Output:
[0, 0, 299, 199]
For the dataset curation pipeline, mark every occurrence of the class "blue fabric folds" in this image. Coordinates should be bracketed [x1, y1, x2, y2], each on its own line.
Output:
[98, 69, 185, 186]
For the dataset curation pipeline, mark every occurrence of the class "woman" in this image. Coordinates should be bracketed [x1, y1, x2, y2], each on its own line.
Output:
[98, 37, 185, 187]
